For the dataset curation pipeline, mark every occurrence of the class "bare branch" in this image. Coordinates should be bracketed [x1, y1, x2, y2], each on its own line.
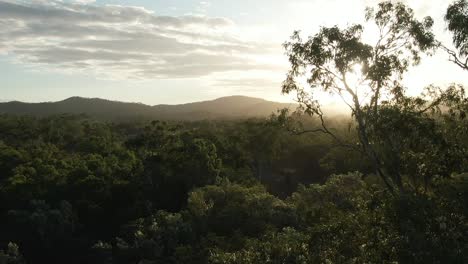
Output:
[439, 43, 468, 70]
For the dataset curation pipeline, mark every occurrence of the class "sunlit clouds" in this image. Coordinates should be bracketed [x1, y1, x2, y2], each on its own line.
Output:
[0, 1, 282, 80]
[0, 0, 466, 104]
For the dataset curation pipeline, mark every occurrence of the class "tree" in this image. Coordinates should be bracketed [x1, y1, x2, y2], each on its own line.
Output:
[0, 243, 25, 264]
[282, 1, 437, 193]
[443, 0, 468, 70]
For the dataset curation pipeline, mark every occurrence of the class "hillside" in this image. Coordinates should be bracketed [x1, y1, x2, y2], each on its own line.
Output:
[0, 96, 296, 121]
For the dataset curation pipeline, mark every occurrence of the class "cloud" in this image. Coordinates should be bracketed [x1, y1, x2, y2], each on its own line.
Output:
[196, 1, 211, 14]
[74, 0, 96, 4]
[0, 0, 281, 80]
[214, 78, 281, 90]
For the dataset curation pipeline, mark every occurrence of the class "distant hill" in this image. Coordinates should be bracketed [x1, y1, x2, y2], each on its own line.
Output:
[0, 96, 296, 121]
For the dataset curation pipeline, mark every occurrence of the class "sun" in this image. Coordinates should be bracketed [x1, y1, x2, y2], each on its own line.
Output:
[344, 63, 376, 106]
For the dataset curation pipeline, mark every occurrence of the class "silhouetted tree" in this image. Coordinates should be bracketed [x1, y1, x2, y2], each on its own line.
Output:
[282, 1, 438, 193]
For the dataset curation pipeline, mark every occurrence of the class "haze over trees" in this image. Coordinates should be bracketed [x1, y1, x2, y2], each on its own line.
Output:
[0, 1, 467, 264]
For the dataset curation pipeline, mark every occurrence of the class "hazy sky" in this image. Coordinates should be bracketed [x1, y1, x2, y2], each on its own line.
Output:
[1, 0, 467, 104]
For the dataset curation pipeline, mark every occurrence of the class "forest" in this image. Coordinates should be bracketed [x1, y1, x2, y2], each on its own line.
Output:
[0, 1, 467, 263]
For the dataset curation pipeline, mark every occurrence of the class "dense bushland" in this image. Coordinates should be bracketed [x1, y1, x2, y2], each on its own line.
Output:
[0, 112, 466, 263]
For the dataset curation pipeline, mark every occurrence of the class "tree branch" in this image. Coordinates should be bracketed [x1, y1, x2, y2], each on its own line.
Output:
[440, 44, 468, 71]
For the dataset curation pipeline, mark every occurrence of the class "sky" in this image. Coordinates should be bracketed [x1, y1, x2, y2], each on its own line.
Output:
[0, 0, 467, 105]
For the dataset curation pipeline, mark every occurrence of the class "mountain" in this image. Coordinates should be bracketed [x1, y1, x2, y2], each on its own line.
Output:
[0, 96, 296, 121]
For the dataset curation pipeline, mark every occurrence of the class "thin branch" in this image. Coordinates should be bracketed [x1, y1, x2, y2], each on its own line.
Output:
[291, 128, 327, 135]
[288, 117, 362, 153]
[439, 44, 468, 71]
[336, 90, 355, 111]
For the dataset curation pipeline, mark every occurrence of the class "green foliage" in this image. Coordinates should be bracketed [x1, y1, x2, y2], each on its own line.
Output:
[114, 211, 195, 264]
[187, 180, 295, 237]
[209, 228, 311, 264]
[0, 114, 350, 263]
[207, 174, 467, 264]
[365, 85, 468, 191]
[446, 0, 468, 56]
[0, 243, 25, 264]
[1, 90, 466, 263]
[442, 0, 468, 70]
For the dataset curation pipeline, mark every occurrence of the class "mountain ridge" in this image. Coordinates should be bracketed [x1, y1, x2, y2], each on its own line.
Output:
[0, 95, 296, 121]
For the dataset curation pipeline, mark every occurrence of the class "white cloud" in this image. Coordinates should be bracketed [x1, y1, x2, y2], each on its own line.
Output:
[0, 0, 465, 95]
[74, 0, 96, 4]
[0, 0, 281, 80]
